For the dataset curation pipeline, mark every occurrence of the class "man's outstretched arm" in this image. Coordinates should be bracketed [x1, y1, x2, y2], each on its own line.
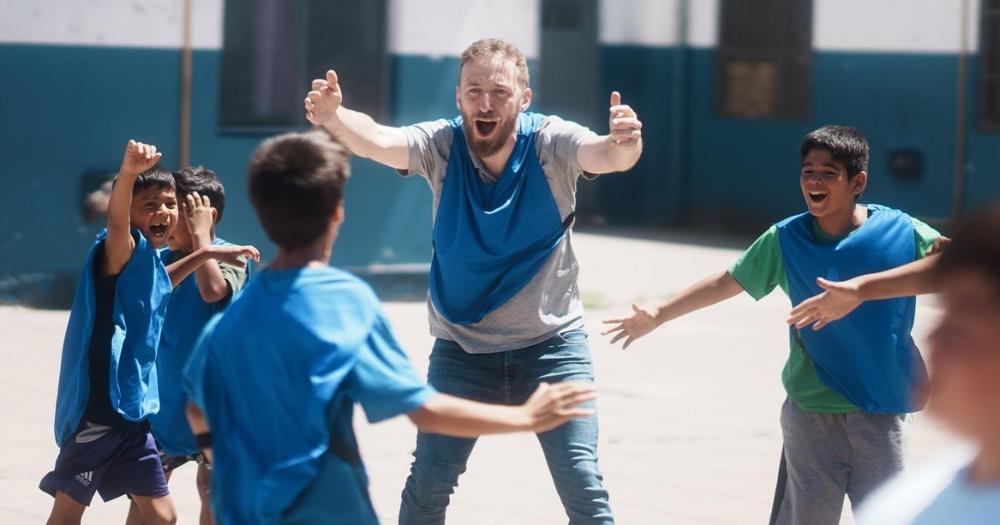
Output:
[305, 69, 410, 170]
[577, 91, 643, 175]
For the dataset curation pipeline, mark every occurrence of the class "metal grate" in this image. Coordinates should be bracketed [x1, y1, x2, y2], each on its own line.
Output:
[717, 0, 813, 119]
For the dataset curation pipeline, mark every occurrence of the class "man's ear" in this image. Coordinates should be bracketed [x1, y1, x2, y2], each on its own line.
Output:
[455, 85, 462, 112]
[520, 87, 532, 112]
[853, 171, 868, 197]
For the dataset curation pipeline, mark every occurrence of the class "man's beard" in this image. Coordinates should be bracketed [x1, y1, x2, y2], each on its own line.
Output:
[463, 112, 518, 158]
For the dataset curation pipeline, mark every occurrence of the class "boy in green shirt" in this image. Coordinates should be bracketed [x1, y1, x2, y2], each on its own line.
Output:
[603, 126, 946, 524]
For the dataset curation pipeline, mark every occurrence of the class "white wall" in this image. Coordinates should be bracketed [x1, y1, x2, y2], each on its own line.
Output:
[0, 0, 223, 49]
[0, 0, 984, 55]
[813, 0, 980, 53]
[387, 0, 540, 58]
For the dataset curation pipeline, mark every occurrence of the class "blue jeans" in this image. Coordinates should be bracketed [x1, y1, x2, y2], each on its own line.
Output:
[398, 329, 614, 524]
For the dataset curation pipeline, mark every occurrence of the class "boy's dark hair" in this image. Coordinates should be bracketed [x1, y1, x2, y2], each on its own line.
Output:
[248, 131, 350, 251]
[131, 164, 175, 194]
[174, 166, 226, 223]
[800, 125, 870, 178]
[936, 205, 1000, 294]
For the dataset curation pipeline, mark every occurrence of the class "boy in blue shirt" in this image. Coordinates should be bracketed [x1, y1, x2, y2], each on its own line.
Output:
[182, 131, 598, 525]
[41, 141, 257, 525]
[127, 167, 256, 525]
[602, 126, 946, 524]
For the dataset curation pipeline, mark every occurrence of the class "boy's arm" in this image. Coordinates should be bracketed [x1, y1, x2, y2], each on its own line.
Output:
[166, 244, 260, 289]
[602, 270, 745, 349]
[407, 382, 597, 437]
[576, 91, 643, 174]
[305, 70, 409, 170]
[185, 402, 213, 463]
[102, 140, 162, 276]
[184, 192, 239, 303]
[788, 254, 944, 331]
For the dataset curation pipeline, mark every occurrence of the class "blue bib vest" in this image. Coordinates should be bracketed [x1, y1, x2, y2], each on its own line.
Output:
[54, 229, 172, 445]
[777, 205, 927, 413]
[191, 268, 372, 524]
[150, 238, 248, 457]
[429, 112, 567, 324]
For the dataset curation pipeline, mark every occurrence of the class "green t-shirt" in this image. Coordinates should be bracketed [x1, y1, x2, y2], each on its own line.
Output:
[729, 208, 941, 413]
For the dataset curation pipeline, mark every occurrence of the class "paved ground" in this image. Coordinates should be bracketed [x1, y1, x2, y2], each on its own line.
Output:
[0, 229, 960, 524]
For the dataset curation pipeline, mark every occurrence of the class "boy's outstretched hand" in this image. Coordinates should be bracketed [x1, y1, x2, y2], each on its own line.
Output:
[787, 278, 862, 331]
[602, 304, 659, 349]
[522, 382, 598, 433]
[210, 244, 261, 268]
[183, 191, 217, 244]
[120, 140, 162, 176]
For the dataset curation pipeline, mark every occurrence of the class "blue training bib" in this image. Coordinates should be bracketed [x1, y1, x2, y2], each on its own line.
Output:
[778, 205, 927, 413]
[151, 238, 248, 456]
[429, 112, 567, 324]
[185, 267, 375, 524]
[54, 229, 172, 445]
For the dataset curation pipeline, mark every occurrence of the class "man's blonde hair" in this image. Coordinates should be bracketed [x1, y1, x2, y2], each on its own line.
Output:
[459, 39, 530, 90]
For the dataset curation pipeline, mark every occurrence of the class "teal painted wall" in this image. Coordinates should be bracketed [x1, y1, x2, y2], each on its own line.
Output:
[2, 42, 999, 281]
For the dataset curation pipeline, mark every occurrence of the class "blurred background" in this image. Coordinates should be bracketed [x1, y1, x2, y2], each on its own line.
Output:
[1, 0, 998, 304]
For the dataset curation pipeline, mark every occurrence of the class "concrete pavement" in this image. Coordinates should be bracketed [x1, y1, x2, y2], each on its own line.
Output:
[0, 229, 959, 523]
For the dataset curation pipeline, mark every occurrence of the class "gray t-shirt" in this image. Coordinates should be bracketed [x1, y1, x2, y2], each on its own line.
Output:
[400, 115, 597, 354]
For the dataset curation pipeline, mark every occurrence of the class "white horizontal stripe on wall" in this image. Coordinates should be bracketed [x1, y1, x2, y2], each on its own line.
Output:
[0, 0, 223, 49]
[387, 0, 540, 59]
[814, 0, 980, 53]
[598, 0, 680, 46]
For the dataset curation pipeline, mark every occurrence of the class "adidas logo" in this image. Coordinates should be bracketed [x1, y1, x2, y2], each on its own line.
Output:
[74, 471, 93, 487]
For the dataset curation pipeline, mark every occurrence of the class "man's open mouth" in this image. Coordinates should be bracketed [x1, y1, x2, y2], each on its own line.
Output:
[474, 118, 499, 136]
[149, 223, 168, 238]
[807, 191, 828, 204]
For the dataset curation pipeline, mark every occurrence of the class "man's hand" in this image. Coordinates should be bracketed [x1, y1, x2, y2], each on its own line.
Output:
[304, 70, 343, 126]
[120, 140, 161, 176]
[183, 192, 216, 246]
[607, 91, 642, 148]
[601, 304, 659, 349]
[787, 278, 863, 331]
[521, 382, 597, 434]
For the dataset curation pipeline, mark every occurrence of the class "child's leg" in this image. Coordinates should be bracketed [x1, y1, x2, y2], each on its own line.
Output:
[844, 412, 908, 507]
[46, 491, 86, 525]
[131, 495, 177, 525]
[124, 469, 173, 525]
[771, 398, 851, 525]
[196, 463, 213, 525]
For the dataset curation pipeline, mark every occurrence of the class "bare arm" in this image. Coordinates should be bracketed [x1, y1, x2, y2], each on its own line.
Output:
[407, 382, 597, 437]
[788, 252, 946, 331]
[102, 141, 161, 276]
[577, 91, 643, 175]
[603, 270, 745, 349]
[185, 402, 213, 463]
[305, 70, 409, 169]
[165, 244, 259, 289]
[183, 192, 238, 302]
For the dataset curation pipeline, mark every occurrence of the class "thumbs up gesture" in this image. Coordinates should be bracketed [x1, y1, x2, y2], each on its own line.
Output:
[607, 91, 642, 148]
[304, 70, 343, 126]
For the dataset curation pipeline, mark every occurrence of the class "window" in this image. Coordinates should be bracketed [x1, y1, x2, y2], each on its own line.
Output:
[981, 0, 1000, 130]
[219, 0, 388, 130]
[717, 0, 813, 119]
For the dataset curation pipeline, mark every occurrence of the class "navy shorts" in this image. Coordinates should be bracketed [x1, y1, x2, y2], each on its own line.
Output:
[39, 427, 169, 506]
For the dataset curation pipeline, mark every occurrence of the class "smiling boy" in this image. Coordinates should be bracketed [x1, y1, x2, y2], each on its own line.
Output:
[41, 142, 256, 525]
[602, 126, 946, 524]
